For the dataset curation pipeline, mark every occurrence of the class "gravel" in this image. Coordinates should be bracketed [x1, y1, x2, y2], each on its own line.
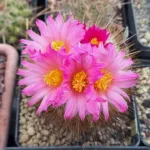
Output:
[18, 94, 136, 147]
[20, 134, 29, 143]
[27, 127, 36, 136]
[133, 0, 150, 46]
[135, 67, 150, 145]
[41, 129, 49, 136]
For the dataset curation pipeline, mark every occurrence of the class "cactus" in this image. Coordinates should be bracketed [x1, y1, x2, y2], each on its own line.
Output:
[0, 0, 32, 47]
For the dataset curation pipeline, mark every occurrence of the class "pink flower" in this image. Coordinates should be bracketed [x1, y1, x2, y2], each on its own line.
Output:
[89, 43, 138, 120]
[20, 14, 85, 56]
[54, 47, 105, 121]
[18, 47, 67, 114]
[81, 25, 110, 46]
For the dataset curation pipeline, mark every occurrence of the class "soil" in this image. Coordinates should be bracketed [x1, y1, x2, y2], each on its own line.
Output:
[18, 95, 135, 147]
[133, 0, 150, 47]
[135, 67, 150, 145]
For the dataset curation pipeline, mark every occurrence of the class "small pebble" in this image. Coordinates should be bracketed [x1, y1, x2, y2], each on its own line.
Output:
[41, 142, 46, 146]
[41, 129, 49, 136]
[145, 138, 150, 144]
[55, 140, 60, 145]
[145, 32, 150, 40]
[49, 134, 56, 145]
[36, 133, 41, 139]
[20, 134, 29, 143]
[82, 141, 90, 146]
[33, 139, 38, 144]
[140, 38, 147, 44]
[20, 117, 26, 124]
[27, 127, 35, 136]
[61, 138, 66, 144]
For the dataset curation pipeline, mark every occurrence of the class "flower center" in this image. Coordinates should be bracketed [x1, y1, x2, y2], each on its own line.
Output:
[44, 69, 63, 87]
[90, 38, 100, 46]
[72, 70, 88, 93]
[51, 40, 65, 51]
[94, 72, 112, 92]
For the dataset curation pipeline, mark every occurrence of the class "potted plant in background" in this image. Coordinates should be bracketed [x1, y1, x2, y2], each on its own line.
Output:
[0, 0, 32, 49]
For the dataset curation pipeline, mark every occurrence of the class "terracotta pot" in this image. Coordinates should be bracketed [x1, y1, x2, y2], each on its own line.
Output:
[0, 44, 18, 150]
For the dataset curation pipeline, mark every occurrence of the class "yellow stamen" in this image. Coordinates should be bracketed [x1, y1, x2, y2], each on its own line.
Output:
[101, 68, 107, 73]
[90, 38, 100, 46]
[51, 40, 65, 51]
[72, 70, 88, 92]
[94, 72, 112, 92]
[44, 69, 63, 87]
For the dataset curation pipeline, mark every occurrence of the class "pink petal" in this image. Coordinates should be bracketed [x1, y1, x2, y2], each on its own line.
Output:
[36, 19, 51, 37]
[98, 42, 108, 55]
[21, 60, 46, 73]
[86, 100, 100, 121]
[17, 69, 34, 77]
[85, 86, 106, 103]
[36, 93, 50, 114]
[28, 87, 49, 106]
[102, 102, 109, 120]
[22, 84, 36, 95]
[20, 39, 43, 52]
[60, 15, 73, 41]
[112, 86, 130, 101]
[22, 83, 46, 96]
[77, 95, 86, 120]
[53, 86, 70, 107]
[64, 96, 77, 119]
[18, 76, 42, 85]
[120, 58, 134, 69]
[27, 30, 48, 48]
[46, 16, 58, 39]
[113, 80, 137, 88]
[82, 25, 109, 44]
[55, 13, 64, 31]
[113, 71, 138, 88]
[114, 71, 138, 81]
[107, 90, 128, 113]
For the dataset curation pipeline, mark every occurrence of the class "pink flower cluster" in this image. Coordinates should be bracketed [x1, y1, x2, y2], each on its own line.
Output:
[18, 14, 138, 121]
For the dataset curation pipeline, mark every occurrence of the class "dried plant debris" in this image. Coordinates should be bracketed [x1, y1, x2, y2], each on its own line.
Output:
[135, 67, 150, 144]
[133, 0, 150, 46]
[18, 95, 135, 147]
[47, 0, 125, 26]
